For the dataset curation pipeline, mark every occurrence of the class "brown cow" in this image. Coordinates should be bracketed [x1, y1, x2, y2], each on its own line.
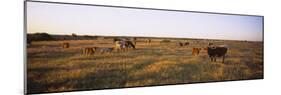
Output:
[179, 42, 189, 47]
[62, 42, 69, 48]
[83, 47, 97, 56]
[179, 42, 184, 46]
[148, 39, 151, 43]
[192, 48, 201, 56]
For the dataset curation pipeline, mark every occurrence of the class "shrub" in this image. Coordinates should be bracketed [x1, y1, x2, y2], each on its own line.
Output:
[160, 39, 171, 43]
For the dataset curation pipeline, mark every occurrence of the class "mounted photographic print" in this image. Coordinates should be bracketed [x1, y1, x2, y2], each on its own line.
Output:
[25, 1, 264, 94]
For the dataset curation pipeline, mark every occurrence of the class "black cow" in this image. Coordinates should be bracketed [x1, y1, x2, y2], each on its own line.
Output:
[207, 45, 228, 63]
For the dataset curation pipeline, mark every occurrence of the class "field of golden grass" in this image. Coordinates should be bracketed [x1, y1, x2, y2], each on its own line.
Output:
[27, 38, 263, 93]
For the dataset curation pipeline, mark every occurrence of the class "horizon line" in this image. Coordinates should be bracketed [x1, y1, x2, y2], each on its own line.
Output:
[27, 32, 263, 42]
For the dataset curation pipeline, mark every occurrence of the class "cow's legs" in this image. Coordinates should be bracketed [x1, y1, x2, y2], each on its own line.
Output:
[210, 56, 214, 62]
[222, 55, 225, 63]
[214, 56, 216, 62]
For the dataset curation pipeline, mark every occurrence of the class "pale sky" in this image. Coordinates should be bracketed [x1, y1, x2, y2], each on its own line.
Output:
[26, 2, 263, 41]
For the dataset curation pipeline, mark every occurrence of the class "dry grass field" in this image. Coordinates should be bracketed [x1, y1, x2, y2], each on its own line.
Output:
[27, 38, 263, 94]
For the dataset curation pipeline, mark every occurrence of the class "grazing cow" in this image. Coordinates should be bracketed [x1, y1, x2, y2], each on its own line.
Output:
[62, 42, 69, 48]
[125, 40, 136, 49]
[179, 42, 189, 47]
[192, 48, 201, 56]
[179, 42, 184, 46]
[83, 47, 97, 56]
[115, 39, 136, 52]
[207, 45, 228, 63]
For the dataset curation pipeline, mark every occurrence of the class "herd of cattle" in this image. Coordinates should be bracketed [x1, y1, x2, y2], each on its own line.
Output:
[39, 38, 228, 63]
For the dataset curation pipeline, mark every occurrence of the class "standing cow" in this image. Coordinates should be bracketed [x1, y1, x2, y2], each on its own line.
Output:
[179, 42, 184, 46]
[83, 47, 97, 56]
[192, 48, 201, 56]
[207, 45, 228, 63]
[62, 42, 69, 48]
[179, 42, 189, 47]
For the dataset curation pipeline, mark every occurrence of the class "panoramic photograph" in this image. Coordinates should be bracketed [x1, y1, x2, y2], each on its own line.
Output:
[26, 1, 263, 94]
